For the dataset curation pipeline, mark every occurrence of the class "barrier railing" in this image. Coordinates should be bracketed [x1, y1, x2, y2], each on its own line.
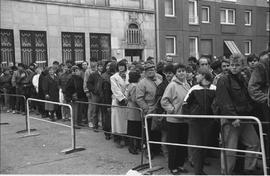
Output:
[144, 114, 268, 175]
[220, 120, 270, 174]
[26, 98, 85, 154]
[76, 100, 145, 165]
[0, 93, 37, 133]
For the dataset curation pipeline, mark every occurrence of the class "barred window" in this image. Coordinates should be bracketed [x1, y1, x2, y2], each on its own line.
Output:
[20, 30, 47, 68]
[127, 23, 142, 45]
[62, 32, 85, 64]
[0, 29, 15, 67]
[90, 33, 111, 61]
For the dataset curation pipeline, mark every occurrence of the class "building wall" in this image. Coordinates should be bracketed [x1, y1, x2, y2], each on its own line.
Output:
[158, 0, 270, 63]
[0, 0, 155, 65]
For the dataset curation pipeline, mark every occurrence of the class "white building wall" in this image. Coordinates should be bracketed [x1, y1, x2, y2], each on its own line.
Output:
[0, 0, 155, 65]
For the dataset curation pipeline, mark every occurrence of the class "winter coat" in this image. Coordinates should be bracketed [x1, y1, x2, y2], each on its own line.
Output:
[155, 79, 169, 114]
[65, 75, 86, 102]
[59, 71, 72, 94]
[183, 84, 216, 117]
[136, 74, 162, 114]
[87, 71, 103, 96]
[11, 70, 27, 88]
[110, 71, 129, 134]
[216, 72, 254, 117]
[161, 76, 190, 123]
[43, 74, 59, 102]
[38, 70, 48, 99]
[101, 71, 113, 105]
[0, 73, 12, 90]
[248, 57, 270, 105]
[126, 83, 141, 121]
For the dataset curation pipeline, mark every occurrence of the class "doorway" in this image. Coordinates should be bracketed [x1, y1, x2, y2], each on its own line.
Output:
[125, 49, 142, 62]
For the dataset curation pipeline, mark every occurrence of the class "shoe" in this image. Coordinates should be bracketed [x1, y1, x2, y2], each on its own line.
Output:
[177, 167, 188, 173]
[170, 169, 181, 175]
[93, 126, 99, 132]
[105, 135, 111, 140]
[12, 110, 16, 114]
[7, 109, 11, 113]
[128, 148, 138, 155]
[88, 122, 94, 128]
[115, 142, 124, 148]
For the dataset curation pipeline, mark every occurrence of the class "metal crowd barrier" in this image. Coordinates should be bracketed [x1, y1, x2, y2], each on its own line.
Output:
[0, 93, 37, 133]
[75, 100, 145, 165]
[220, 120, 270, 174]
[144, 114, 268, 175]
[25, 98, 85, 154]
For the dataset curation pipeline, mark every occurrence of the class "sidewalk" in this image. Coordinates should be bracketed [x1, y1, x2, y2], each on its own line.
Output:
[0, 111, 220, 174]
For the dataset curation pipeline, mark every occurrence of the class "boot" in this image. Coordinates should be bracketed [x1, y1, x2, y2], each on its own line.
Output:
[49, 111, 55, 121]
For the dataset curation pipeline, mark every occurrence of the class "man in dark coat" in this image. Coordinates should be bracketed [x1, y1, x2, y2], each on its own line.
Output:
[87, 61, 104, 130]
[43, 67, 59, 121]
[216, 54, 260, 174]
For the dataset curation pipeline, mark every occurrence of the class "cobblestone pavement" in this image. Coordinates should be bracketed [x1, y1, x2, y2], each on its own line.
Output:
[0, 111, 222, 175]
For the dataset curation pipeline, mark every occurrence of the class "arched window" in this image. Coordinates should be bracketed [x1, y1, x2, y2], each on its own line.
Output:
[127, 23, 141, 45]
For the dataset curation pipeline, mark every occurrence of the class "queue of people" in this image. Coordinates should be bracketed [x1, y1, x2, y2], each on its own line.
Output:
[0, 50, 269, 175]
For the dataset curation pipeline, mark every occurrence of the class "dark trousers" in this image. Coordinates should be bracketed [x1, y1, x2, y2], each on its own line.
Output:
[147, 118, 162, 155]
[9, 87, 16, 110]
[167, 122, 188, 170]
[189, 120, 213, 174]
[101, 106, 111, 136]
[16, 87, 25, 112]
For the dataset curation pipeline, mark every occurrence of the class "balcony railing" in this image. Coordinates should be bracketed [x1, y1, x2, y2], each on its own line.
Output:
[127, 28, 142, 45]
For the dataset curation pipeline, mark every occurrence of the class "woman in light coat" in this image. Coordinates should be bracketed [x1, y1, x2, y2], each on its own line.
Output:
[110, 59, 129, 148]
[161, 63, 190, 175]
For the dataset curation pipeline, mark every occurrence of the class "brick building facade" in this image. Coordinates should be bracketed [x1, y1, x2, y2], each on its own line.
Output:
[157, 0, 270, 63]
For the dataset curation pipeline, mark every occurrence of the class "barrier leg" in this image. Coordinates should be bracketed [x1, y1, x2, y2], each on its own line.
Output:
[20, 99, 40, 138]
[16, 106, 37, 133]
[61, 103, 85, 154]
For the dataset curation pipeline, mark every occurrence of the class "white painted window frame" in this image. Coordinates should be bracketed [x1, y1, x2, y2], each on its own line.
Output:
[244, 40, 252, 55]
[189, 36, 199, 59]
[220, 8, 235, 25]
[166, 36, 176, 56]
[244, 10, 252, 26]
[189, 0, 199, 24]
[165, 0, 175, 17]
[201, 6, 210, 23]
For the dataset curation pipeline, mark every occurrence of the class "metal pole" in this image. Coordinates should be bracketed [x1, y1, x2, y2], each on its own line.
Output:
[144, 115, 152, 168]
[254, 117, 267, 175]
[144, 114, 267, 175]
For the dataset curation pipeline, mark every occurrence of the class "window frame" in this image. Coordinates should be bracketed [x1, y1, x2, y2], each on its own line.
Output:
[267, 11, 270, 31]
[165, 0, 175, 17]
[89, 33, 111, 61]
[189, 0, 199, 25]
[201, 6, 210, 23]
[165, 36, 176, 56]
[244, 10, 252, 26]
[0, 29, 15, 67]
[20, 30, 48, 67]
[220, 8, 236, 25]
[61, 32, 86, 64]
[244, 40, 252, 55]
[189, 36, 199, 59]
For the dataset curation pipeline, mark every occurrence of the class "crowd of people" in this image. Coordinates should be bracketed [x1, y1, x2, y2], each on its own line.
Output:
[0, 50, 269, 175]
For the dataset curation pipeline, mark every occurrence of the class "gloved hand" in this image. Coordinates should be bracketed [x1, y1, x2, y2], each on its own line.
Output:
[118, 98, 128, 106]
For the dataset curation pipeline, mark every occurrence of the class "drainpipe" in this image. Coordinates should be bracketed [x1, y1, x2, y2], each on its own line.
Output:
[154, 0, 160, 63]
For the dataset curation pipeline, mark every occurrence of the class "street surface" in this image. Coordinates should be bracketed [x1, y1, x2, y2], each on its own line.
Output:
[0, 111, 221, 175]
